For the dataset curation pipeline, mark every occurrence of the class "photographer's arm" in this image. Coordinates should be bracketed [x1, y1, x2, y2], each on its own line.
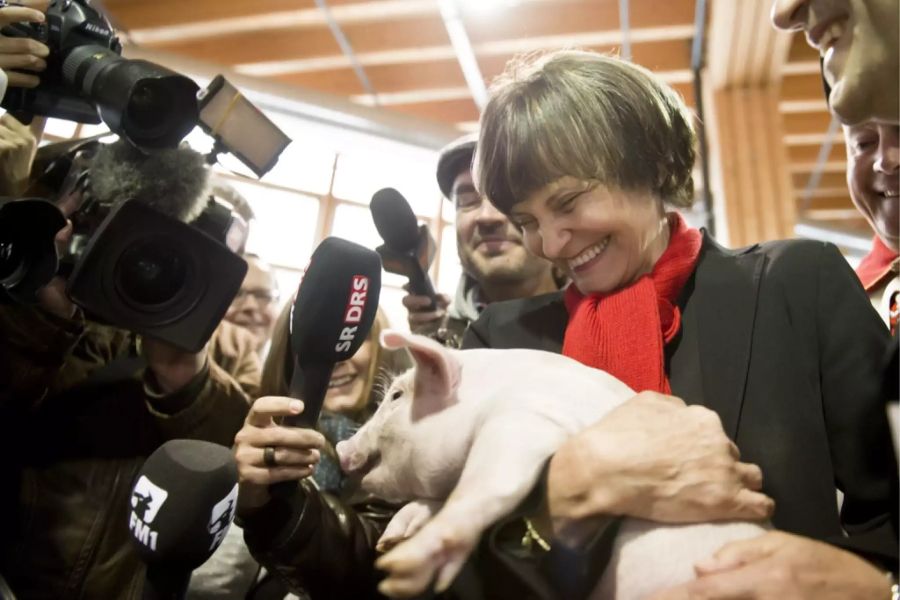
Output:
[0, 300, 84, 405]
[142, 337, 253, 447]
[0, 113, 38, 196]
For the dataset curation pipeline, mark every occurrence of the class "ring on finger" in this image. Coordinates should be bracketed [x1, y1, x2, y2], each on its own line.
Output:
[263, 446, 277, 468]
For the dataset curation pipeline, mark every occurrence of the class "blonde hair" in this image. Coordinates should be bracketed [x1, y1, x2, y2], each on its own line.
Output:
[260, 304, 408, 420]
[476, 49, 697, 213]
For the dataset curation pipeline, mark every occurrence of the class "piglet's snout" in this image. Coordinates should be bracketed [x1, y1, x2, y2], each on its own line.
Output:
[336, 440, 378, 474]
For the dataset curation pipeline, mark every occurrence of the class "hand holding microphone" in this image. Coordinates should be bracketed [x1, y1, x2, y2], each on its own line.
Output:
[233, 237, 382, 510]
[401, 289, 451, 337]
[370, 188, 438, 309]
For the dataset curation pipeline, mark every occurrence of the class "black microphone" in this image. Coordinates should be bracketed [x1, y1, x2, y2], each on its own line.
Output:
[284, 236, 382, 430]
[128, 440, 239, 600]
[370, 187, 438, 310]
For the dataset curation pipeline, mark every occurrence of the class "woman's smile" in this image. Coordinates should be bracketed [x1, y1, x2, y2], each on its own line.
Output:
[328, 373, 357, 390]
[568, 235, 612, 273]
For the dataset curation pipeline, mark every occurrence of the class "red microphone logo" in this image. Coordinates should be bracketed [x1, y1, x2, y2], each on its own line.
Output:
[335, 275, 369, 353]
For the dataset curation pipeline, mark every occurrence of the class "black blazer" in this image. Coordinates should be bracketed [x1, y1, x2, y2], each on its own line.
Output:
[463, 234, 898, 576]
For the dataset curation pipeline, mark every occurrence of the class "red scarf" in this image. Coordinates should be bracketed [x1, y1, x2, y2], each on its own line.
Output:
[562, 213, 702, 394]
[856, 236, 899, 292]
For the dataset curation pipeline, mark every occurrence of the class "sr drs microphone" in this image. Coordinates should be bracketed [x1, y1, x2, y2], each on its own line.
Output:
[283, 236, 382, 429]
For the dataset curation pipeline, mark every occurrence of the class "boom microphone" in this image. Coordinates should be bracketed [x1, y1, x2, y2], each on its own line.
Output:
[285, 236, 382, 429]
[128, 440, 239, 600]
[370, 187, 438, 309]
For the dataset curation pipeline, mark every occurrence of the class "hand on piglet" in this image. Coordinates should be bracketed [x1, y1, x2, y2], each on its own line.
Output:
[646, 531, 893, 599]
[234, 396, 325, 515]
[548, 391, 774, 546]
[377, 499, 444, 553]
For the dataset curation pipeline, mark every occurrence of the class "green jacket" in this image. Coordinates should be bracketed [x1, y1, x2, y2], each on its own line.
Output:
[0, 305, 258, 599]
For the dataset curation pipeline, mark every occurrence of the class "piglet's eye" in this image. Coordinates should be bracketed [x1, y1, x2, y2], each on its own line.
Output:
[391, 390, 403, 401]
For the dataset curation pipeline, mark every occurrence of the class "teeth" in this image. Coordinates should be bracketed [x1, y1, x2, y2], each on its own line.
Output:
[328, 374, 355, 389]
[568, 237, 610, 268]
[883, 190, 899, 198]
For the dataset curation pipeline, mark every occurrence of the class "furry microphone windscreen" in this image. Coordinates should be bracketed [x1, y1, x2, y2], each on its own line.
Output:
[88, 140, 210, 223]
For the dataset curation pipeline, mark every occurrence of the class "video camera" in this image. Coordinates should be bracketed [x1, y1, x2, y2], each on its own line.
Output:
[0, 139, 249, 352]
[0, 0, 199, 150]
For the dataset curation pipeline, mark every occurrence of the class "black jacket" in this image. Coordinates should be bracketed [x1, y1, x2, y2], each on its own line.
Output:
[463, 234, 899, 572]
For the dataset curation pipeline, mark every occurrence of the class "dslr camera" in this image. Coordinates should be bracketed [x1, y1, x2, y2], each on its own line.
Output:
[1, 0, 199, 149]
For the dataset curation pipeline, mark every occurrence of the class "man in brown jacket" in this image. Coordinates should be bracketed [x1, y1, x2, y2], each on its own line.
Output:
[0, 123, 260, 599]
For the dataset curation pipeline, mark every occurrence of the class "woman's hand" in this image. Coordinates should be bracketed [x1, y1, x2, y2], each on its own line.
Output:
[234, 396, 326, 514]
[547, 391, 774, 546]
[0, 1, 50, 89]
[647, 531, 893, 599]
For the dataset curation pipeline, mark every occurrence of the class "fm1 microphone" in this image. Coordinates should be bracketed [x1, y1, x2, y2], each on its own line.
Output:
[128, 439, 239, 600]
[284, 236, 382, 430]
[370, 187, 438, 310]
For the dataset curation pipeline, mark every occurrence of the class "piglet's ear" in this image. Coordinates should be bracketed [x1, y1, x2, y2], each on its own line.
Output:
[380, 330, 461, 422]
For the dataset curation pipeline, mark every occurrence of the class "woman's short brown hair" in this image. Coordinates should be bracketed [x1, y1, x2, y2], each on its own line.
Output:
[475, 49, 697, 214]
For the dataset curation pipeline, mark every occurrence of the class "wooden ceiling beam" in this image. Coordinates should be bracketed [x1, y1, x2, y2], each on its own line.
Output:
[798, 216, 871, 236]
[799, 195, 854, 210]
[104, 0, 321, 30]
[791, 171, 847, 190]
[780, 72, 828, 101]
[707, 0, 792, 87]
[783, 110, 834, 136]
[389, 98, 480, 123]
[118, 0, 693, 45]
[463, 0, 695, 43]
[786, 31, 819, 62]
[147, 19, 696, 72]
[786, 142, 846, 163]
[276, 58, 466, 95]
[790, 160, 847, 174]
[801, 207, 863, 220]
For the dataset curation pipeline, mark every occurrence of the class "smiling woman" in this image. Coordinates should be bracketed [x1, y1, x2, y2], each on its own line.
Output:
[464, 48, 898, 599]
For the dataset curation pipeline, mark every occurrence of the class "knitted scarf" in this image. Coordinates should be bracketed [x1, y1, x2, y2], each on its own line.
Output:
[562, 213, 702, 393]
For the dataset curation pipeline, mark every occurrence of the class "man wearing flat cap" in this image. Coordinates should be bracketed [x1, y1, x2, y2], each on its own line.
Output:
[403, 132, 561, 346]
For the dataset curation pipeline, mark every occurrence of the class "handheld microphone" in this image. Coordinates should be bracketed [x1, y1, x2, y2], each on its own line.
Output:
[284, 236, 382, 430]
[128, 440, 239, 600]
[370, 187, 438, 309]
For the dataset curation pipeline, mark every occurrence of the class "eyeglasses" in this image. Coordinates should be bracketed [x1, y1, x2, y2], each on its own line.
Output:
[232, 288, 279, 307]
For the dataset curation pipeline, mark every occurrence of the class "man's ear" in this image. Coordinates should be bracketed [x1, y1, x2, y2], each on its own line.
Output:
[381, 330, 461, 421]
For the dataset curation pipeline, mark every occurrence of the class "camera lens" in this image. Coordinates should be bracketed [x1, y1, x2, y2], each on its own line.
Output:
[122, 79, 182, 144]
[126, 81, 171, 131]
[116, 239, 188, 308]
[63, 46, 199, 150]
